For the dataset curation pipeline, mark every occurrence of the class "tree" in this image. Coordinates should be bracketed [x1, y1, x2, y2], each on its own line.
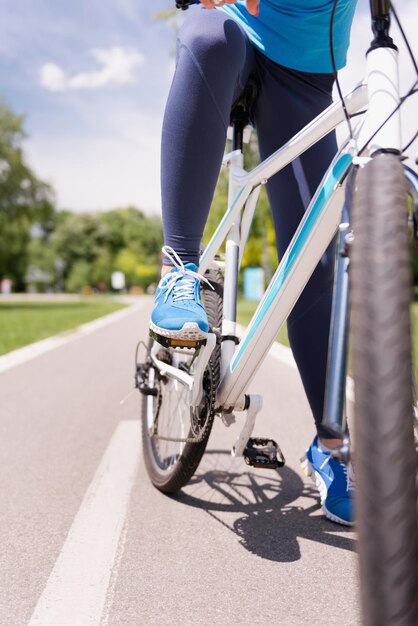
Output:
[50, 207, 163, 291]
[114, 248, 138, 287]
[51, 212, 109, 271]
[0, 101, 56, 290]
[100, 207, 163, 264]
[203, 137, 277, 282]
[65, 260, 91, 293]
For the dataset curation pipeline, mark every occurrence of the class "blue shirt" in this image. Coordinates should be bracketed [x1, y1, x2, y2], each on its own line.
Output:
[218, 0, 357, 73]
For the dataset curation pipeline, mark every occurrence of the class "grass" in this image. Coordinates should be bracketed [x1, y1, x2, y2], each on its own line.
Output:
[238, 297, 418, 379]
[237, 297, 289, 347]
[410, 304, 418, 381]
[0, 299, 127, 356]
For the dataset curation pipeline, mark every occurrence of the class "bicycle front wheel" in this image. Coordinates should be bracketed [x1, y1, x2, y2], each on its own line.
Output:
[141, 269, 223, 493]
[350, 153, 418, 625]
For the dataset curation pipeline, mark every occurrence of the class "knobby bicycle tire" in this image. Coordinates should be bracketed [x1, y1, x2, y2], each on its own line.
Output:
[141, 269, 223, 493]
[350, 153, 418, 626]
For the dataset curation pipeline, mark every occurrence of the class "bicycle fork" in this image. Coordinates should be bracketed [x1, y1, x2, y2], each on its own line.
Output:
[321, 201, 352, 458]
[321, 0, 404, 459]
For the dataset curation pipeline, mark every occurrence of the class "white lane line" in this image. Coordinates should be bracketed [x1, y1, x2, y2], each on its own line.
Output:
[268, 341, 298, 371]
[268, 341, 355, 403]
[28, 420, 141, 626]
[236, 324, 354, 401]
[0, 301, 144, 374]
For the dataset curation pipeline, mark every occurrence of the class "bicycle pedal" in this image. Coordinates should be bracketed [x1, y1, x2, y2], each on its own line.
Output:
[135, 363, 158, 396]
[243, 438, 285, 470]
[149, 329, 207, 350]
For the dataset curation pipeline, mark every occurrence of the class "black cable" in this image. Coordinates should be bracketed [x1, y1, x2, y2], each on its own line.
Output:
[351, 110, 367, 118]
[402, 84, 418, 154]
[330, 0, 354, 140]
[355, 2, 418, 158]
[391, 2, 418, 155]
[391, 1, 418, 79]
[402, 129, 418, 154]
[358, 79, 418, 156]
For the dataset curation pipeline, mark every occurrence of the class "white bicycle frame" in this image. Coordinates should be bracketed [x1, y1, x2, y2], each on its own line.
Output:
[152, 42, 403, 454]
[203, 42, 400, 416]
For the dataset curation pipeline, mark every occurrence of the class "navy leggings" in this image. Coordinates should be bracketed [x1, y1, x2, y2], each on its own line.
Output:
[161, 7, 337, 439]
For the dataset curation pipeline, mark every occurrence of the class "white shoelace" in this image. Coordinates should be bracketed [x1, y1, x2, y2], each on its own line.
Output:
[159, 245, 213, 303]
[319, 454, 355, 493]
[345, 461, 356, 492]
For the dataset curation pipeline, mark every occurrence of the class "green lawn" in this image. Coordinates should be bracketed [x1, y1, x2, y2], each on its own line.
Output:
[237, 297, 289, 347]
[0, 299, 127, 356]
[411, 304, 418, 380]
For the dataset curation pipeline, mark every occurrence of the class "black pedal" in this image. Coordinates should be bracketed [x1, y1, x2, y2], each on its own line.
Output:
[243, 438, 285, 470]
[135, 363, 158, 396]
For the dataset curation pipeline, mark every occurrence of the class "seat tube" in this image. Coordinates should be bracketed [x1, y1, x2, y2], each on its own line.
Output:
[221, 127, 244, 379]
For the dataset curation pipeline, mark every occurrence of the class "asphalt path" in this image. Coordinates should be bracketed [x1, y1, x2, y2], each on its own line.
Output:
[0, 298, 359, 626]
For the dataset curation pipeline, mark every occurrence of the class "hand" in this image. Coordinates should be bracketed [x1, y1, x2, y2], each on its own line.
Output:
[246, 0, 259, 15]
[199, 0, 260, 16]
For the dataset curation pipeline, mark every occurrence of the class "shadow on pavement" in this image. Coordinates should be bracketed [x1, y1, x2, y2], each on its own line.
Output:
[174, 449, 355, 563]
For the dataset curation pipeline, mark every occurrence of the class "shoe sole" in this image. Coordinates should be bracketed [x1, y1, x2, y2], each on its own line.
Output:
[149, 321, 208, 346]
[300, 455, 354, 527]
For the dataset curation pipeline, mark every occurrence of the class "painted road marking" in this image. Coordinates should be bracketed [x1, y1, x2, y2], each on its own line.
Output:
[28, 420, 141, 626]
[268, 341, 355, 403]
[0, 301, 144, 374]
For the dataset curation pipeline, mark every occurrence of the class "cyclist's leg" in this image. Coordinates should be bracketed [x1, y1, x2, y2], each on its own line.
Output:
[253, 57, 353, 525]
[152, 8, 255, 341]
[161, 7, 255, 266]
[253, 56, 336, 439]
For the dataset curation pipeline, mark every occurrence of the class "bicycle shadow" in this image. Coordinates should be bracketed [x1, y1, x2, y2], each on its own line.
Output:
[173, 449, 355, 563]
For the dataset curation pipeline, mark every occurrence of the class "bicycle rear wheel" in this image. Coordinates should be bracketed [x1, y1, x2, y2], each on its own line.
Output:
[350, 153, 418, 625]
[141, 269, 223, 493]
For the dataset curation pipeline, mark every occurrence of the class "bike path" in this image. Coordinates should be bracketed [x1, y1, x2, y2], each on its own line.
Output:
[0, 298, 359, 625]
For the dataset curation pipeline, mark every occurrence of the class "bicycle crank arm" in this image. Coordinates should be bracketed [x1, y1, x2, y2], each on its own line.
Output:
[150, 349, 194, 389]
[150, 333, 217, 408]
[190, 332, 217, 407]
[231, 394, 262, 457]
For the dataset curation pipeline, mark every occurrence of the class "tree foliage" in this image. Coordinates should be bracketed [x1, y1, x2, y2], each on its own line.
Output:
[46, 207, 163, 292]
[203, 136, 278, 281]
[0, 100, 163, 292]
[0, 102, 55, 289]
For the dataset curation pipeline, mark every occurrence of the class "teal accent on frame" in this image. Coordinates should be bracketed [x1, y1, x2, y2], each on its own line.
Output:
[230, 153, 352, 372]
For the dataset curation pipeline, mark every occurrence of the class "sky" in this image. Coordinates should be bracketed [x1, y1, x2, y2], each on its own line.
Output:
[0, 0, 417, 216]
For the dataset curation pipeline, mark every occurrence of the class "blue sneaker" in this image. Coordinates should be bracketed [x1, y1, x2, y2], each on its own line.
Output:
[301, 436, 355, 526]
[150, 246, 212, 344]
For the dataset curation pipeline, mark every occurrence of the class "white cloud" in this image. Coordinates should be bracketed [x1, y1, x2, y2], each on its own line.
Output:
[40, 63, 67, 92]
[29, 0, 417, 215]
[40, 46, 144, 92]
[25, 103, 164, 214]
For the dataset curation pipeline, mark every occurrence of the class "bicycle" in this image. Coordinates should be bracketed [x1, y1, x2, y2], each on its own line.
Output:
[136, 1, 418, 624]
